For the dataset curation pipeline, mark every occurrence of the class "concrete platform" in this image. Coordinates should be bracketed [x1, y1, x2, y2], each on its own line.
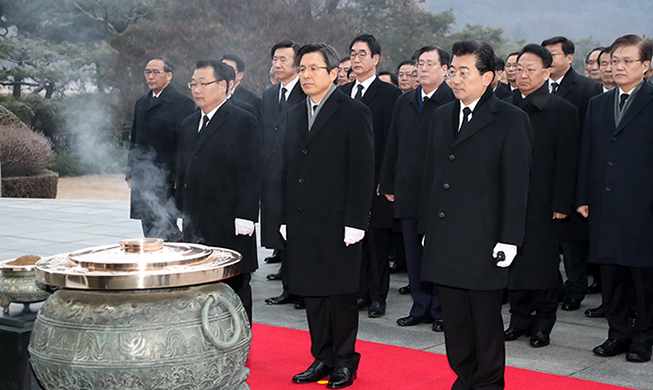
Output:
[0, 198, 650, 389]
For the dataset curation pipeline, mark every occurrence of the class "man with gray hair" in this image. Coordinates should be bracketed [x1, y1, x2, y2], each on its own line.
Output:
[280, 42, 374, 388]
[126, 56, 196, 241]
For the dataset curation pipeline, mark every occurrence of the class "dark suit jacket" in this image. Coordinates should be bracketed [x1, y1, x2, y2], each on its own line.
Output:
[577, 82, 653, 268]
[233, 85, 261, 119]
[554, 67, 602, 241]
[259, 81, 306, 249]
[175, 100, 263, 273]
[380, 82, 455, 220]
[420, 88, 532, 290]
[230, 96, 258, 119]
[341, 77, 402, 228]
[494, 82, 512, 100]
[127, 84, 196, 221]
[282, 88, 374, 296]
[508, 84, 581, 289]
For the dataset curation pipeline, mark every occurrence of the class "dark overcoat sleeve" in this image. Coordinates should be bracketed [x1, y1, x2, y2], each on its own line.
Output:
[551, 101, 580, 215]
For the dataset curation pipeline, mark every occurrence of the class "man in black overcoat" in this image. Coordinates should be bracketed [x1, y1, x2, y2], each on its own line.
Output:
[281, 43, 374, 389]
[260, 40, 307, 306]
[505, 44, 581, 348]
[577, 34, 653, 363]
[222, 53, 261, 118]
[420, 41, 532, 390]
[176, 60, 262, 324]
[341, 34, 402, 318]
[126, 56, 196, 241]
[542, 36, 602, 311]
[380, 45, 454, 332]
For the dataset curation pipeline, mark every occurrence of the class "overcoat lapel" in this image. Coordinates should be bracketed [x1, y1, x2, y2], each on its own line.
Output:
[361, 78, 381, 105]
[305, 93, 341, 146]
[195, 101, 231, 154]
[453, 96, 497, 147]
[615, 82, 653, 134]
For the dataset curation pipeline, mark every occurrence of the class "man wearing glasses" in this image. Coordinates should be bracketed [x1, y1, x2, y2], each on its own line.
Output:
[577, 34, 653, 363]
[126, 56, 196, 241]
[281, 43, 374, 389]
[420, 40, 531, 389]
[341, 34, 402, 319]
[176, 60, 262, 325]
[504, 44, 580, 349]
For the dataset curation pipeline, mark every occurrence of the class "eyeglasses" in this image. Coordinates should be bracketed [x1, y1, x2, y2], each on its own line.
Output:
[505, 63, 517, 69]
[350, 51, 368, 60]
[515, 68, 547, 76]
[297, 66, 328, 74]
[446, 69, 480, 80]
[187, 80, 220, 90]
[610, 59, 642, 67]
[144, 70, 167, 76]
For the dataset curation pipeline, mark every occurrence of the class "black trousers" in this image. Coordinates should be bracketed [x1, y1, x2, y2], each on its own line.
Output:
[561, 239, 589, 301]
[402, 219, 441, 320]
[507, 288, 559, 334]
[358, 227, 390, 303]
[438, 285, 505, 390]
[223, 272, 252, 327]
[601, 265, 653, 344]
[304, 293, 360, 370]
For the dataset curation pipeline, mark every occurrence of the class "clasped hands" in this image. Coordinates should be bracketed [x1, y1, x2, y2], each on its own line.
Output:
[420, 237, 517, 268]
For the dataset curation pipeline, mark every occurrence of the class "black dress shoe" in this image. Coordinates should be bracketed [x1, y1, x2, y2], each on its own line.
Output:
[530, 331, 550, 347]
[398, 285, 411, 295]
[266, 272, 281, 280]
[396, 315, 433, 326]
[292, 360, 332, 383]
[626, 342, 652, 363]
[357, 298, 369, 311]
[593, 338, 631, 357]
[294, 297, 306, 310]
[265, 293, 296, 305]
[504, 326, 531, 341]
[562, 297, 581, 311]
[368, 300, 386, 318]
[432, 319, 444, 332]
[584, 305, 605, 318]
[327, 366, 357, 389]
[264, 255, 281, 264]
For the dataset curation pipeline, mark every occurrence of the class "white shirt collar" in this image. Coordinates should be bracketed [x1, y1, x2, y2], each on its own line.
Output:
[198, 99, 227, 132]
[280, 76, 300, 98]
[421, 85, 439, 100]
[352, 74, 376, 98]
[458, 96, 481, 130]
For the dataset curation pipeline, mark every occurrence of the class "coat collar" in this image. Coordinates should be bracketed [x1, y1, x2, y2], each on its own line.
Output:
[453, 87, 498, 147]
[514, 83, 550, 112]
[616, 80, 653, 134]
[146, 84, 178, 112]
[556, 67, 579, 98]
[194, 100, 232, 153]
[302, 88, 346, 146]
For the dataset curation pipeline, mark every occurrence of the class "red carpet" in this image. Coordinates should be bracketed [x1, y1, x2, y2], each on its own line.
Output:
[247, 323, 635, 390]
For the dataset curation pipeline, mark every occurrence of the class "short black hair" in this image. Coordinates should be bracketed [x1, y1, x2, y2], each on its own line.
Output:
[378, 71, 398, 86]
[494, 55, 505, 71]
[585, 47, 605, 64]
[150, 56, 173, 72]
[451, 40, 496, 80]
[339, 56, 350, 64]
[296, 43, 340, 72]
[517, 44, 553, 68]
[598, 47, 612, 64]
[610, 34, 653, 63]
[411, 48, 421, 62]
[221, 53, 245, 72]
[223, 62, 236, 83]
[349, 34, 381, 57]
[271, 39, 301, 59]
[541, 36, 575, 55]
[397, 59, 416, 73]
[195, 60, 231, 94]
[418, 45, 450, 66]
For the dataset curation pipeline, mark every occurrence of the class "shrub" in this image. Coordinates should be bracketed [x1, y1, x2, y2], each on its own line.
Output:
[0, 124, 55, 177]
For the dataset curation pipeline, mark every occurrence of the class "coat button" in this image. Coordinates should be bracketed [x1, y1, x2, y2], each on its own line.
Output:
[272, 149, 276, 154]
[274, 127, 278, 132]
[302, 149, 308, 155]
[443, 183, 450, 189]
[193, 156, 198, 160]
[448, 155, 455, 161]
[438, 212, 445, 218]
[297, 207, 302, 214]
[608, 161, 613, 167]
[612, 136, 617, 141]
[299, 178, 304, 184]
[183, 183, 188, 190]
[606, 187, 611, 192]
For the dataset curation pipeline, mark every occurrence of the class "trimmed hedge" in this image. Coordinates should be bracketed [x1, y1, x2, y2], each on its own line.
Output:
[1, 170, 58, 198]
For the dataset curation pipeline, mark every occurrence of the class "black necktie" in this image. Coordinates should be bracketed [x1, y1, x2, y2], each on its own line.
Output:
[149, 94, 157, 109]
[460, 107, 472, 132]
[279, 87, 287, 112]
[354, 84, 364, 100]
[551, 82, 559, 94]
[313, 104, 318, 112]
[619, 93, 629, 111]
[199, 115, 209, 132]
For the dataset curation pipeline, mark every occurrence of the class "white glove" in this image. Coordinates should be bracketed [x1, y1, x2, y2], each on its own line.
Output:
[493, 242, 517, 268]
[176, 218, 183, 233]
[279, 224, 287, 241]
[422, 235, 425, 247]
[235, 218, 255, 236]
[344, 226, 365, 246]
